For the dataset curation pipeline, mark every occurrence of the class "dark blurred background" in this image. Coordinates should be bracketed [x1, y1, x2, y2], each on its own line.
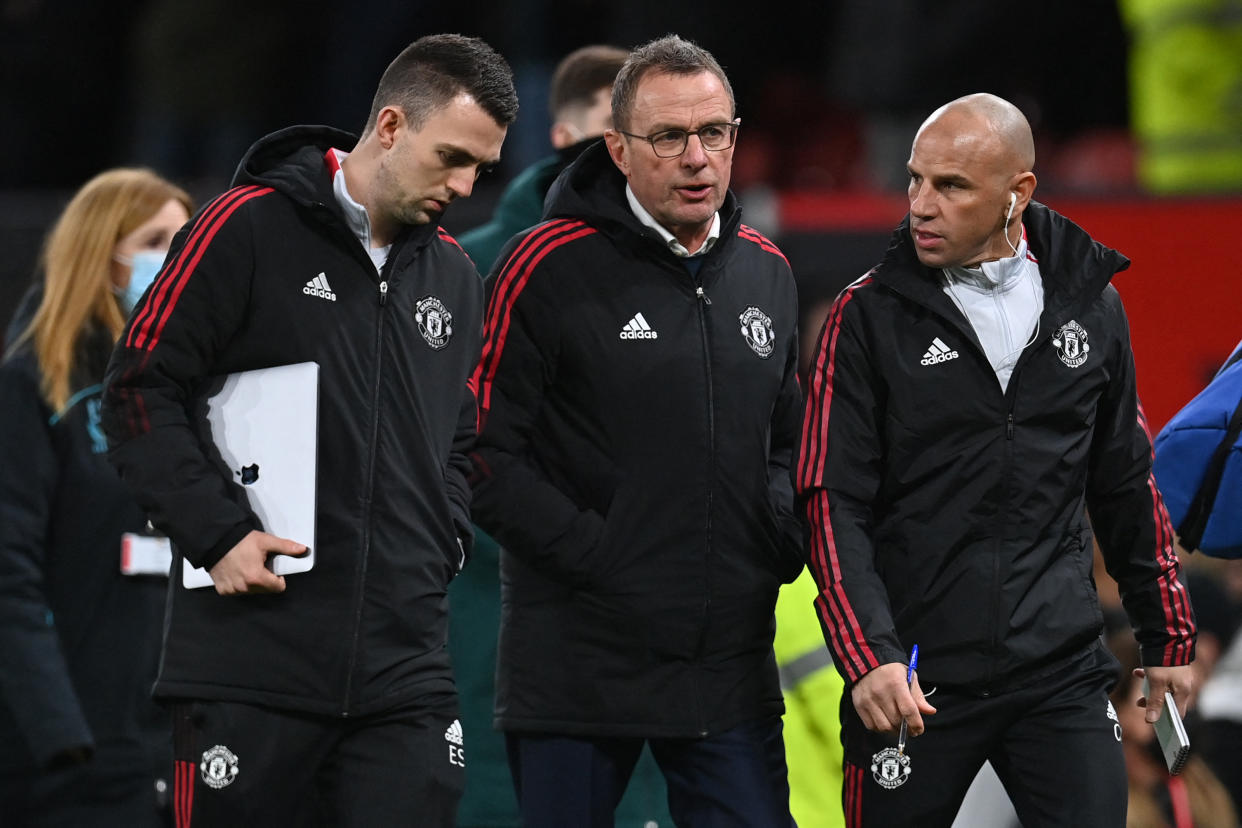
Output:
[3, 0, 1240, 429]
[0, 1, 1139, 196]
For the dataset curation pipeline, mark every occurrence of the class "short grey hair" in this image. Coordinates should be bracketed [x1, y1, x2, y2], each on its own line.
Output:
[610, 35, 735, 133]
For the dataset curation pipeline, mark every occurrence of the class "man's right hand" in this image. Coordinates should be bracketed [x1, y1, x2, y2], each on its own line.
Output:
[851, 661, 938, 736]
[208, 530, 307, 596]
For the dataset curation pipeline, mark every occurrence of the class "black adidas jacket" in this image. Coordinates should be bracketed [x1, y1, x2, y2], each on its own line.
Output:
[795, 203, 1196, 693]
[101, 126, 482, 716]
[470, 142, 804, 737]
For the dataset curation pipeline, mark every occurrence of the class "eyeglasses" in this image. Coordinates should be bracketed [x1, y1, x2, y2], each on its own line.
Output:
[617, 122, 739, 158]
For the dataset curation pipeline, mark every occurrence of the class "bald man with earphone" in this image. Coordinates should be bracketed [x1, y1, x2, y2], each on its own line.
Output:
[795, 93, 1197, 828]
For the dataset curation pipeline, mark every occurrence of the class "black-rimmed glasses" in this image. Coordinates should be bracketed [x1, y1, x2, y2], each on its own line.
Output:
[617, 122, 739, 158]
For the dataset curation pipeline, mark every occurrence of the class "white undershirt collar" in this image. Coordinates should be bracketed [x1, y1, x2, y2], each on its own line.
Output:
[328, 148, 390, 273]
[625, 184, 720, 257]
[940, 231, 1044, 393]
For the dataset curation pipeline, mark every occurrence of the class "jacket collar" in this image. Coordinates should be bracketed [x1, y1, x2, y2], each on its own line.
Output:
[874, 201, 1129, 326]
[232, 125, 440, 256]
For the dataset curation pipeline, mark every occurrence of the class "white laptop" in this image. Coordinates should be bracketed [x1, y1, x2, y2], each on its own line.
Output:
[182, 361, 319, 589]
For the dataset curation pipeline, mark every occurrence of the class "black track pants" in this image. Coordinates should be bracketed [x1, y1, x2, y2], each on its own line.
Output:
[170, 696, 464, 827]
[840, 647, 1127, 828]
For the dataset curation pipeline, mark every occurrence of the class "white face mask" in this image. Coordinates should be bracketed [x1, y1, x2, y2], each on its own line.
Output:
[113, 249, 166, 313]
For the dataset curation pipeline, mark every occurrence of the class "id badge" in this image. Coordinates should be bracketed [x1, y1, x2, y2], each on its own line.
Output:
[120, 533, 173, 577]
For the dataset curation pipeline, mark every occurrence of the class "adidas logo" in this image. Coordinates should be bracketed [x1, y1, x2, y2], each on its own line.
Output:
[920, 337, 959, 365]
[444, 719, 464, 746]
[303, 273, 336, 302]
[619, 312, 658, 340]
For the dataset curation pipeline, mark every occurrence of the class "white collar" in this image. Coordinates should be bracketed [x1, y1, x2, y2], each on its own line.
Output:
[625, 184, 720, 257]
[328, 149, 373, 245]
[943, 233, 1034, 293]
[328, 148, 389, 272]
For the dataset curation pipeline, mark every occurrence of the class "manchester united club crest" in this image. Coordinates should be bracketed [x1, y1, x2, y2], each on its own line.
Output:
[415, 296, 453, 350]
[1052, 320, 1090, 368]
[870, 747, 912, 790]
[739, 306, 775, 359]
[200, 744, 239, 790]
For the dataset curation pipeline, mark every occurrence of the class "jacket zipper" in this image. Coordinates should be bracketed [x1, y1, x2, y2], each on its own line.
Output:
[341, 276, 388, 714]
[984, 406, 1020, 695]
[693, 278, 713, 736]
[937, 287, 1020, 695]
[988, 328, 1034, 693]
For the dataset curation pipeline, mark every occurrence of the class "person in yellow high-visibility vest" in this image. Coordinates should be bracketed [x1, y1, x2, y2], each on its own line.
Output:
[775, 569, 846, 828]
[1121, 0, 1242, 193]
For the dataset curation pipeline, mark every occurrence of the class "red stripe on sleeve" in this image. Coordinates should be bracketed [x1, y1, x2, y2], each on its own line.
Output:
[1137, 401, 1196, 664]
[481, 219, 584, 333]
[128, 187, 261, 349]
[737, 225, 790, 265]
[809, 492, 880, 680]
[127, 187, 263, 350]
[473, 220, 577, 408]
[797, 277, 880, 680]
[797, 276, 871, 490]
[439, 227, 471, 265]
[472, 220, 595, 423]
[437, 226, 469, 258]
[135, 186, 273, 352]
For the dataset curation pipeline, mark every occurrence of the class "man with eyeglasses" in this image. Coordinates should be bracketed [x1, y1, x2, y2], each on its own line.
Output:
[470, 34, 802, 826]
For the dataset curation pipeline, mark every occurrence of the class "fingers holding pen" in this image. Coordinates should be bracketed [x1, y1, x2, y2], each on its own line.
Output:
[852, 662, 936, 735]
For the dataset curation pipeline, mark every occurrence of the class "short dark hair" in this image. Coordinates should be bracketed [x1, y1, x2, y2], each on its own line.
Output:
[363, 34, 518, 134]
[611, 35, 735, 133]
[548, 45, 628, 120]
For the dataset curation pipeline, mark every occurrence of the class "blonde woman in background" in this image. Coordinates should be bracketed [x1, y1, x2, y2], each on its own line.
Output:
[0, 168, 191, 827]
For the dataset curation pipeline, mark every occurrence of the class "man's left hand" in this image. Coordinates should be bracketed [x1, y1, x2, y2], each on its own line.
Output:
[1134, 664, 1195, 722]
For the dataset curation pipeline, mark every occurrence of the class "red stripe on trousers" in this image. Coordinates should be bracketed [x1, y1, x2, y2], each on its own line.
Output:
[175, 759, 194, 828]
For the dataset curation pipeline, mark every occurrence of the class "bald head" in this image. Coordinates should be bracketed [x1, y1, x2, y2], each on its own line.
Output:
[905, 93, 1039, 268]
[917, 93, 1035, 175]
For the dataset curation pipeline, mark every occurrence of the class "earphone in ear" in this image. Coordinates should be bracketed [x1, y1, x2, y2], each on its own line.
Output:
[1002, 192, 1022, 258]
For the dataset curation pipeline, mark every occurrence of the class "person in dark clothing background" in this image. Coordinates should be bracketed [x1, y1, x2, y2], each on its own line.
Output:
[796, 93, 1197, 827]
[100, 35, 516, 827]
[452, 42, 674, 828]
[458, 44, 628, 270]
[470, 34, 803, 826]
[0, 167, 192, 827]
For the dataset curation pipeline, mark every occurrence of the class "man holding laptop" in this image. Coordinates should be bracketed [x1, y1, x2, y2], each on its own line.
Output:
[101, 35, 517, 826]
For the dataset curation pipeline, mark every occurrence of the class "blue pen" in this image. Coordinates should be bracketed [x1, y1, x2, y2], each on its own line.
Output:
[897, 644, 919, 756]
